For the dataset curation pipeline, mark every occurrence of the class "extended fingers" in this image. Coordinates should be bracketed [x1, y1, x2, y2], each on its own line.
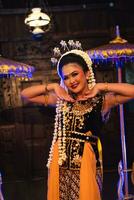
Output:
[64, 94, 75, 102]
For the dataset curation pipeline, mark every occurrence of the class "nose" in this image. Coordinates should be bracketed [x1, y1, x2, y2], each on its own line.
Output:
[69, 76, 75, 84]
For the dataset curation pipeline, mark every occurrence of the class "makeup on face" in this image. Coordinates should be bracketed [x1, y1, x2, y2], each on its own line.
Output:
[63, 71, 79, 81]
[62, 63, 89, 96]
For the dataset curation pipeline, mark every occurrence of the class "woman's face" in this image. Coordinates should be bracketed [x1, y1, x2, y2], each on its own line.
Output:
[62, 63, 89, 96]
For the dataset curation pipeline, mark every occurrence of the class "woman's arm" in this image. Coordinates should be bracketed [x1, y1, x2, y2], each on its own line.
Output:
[21, 83, 74, 106]
[97, 83, 134, 113]
[83, 82, 134, 113]
[21, 83, 57, 105]
[99, 83, 134, 98]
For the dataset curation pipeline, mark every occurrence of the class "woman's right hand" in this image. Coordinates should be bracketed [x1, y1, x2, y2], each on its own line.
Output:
[48, 83, 75, 102]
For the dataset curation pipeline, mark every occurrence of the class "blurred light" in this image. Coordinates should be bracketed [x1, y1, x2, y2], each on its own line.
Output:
[24, 7, 51, 37]
[0, 56, 35, 80]
[109, 2, 114, 7]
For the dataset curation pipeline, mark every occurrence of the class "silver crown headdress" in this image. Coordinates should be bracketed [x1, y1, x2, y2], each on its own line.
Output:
[51, 40, 96, 88]
[51, 40, 82, 66]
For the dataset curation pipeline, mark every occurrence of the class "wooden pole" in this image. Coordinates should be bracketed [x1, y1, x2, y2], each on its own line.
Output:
[117, 67, 129, 198]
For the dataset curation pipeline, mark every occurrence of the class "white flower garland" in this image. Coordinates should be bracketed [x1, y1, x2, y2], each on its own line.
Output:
[46, 99, 61, 168]
[46, 100, 67, 168]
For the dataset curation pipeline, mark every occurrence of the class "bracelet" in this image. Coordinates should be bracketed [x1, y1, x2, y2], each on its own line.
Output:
[44, 84, 49, 106]
[104, 82, 108, 92]
[44, 84, 49, 93]
[44, 94, 49, 106]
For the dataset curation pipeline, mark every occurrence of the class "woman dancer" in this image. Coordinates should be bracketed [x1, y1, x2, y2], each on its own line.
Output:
[21, 49, 134, 200]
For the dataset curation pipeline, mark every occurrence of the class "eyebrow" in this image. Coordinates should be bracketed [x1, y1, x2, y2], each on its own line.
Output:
[63, 70, 78, 77]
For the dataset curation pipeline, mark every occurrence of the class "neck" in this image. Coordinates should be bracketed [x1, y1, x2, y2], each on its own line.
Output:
[72, 84, 90, 100]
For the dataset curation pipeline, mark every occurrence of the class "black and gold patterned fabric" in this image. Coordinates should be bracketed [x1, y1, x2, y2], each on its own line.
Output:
[59, 94, 104, 197]
[59, 169, 80, 200]
[60, 94, 103, 168]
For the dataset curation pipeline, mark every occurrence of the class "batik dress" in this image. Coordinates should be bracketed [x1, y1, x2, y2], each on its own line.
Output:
[47, 94, 104, 200]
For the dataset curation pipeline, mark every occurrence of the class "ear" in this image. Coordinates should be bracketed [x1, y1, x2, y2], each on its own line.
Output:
[85, 70, 90, 80]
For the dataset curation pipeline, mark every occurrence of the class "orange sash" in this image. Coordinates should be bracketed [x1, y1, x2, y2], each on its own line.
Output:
[47, 141, 101, 200]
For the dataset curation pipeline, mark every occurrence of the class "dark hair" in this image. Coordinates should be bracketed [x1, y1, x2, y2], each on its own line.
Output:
[58, 53, 89, 78]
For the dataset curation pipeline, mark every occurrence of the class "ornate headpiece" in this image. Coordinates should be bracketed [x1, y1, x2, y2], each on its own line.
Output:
[51, 40, 83, 66]
[51, 40, 96, 88]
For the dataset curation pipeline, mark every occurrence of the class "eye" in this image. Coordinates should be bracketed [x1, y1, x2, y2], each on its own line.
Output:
[72, 72, 78, 77]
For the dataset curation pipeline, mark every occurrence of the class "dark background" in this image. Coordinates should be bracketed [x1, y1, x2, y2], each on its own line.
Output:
[0, 0, 134, 199]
